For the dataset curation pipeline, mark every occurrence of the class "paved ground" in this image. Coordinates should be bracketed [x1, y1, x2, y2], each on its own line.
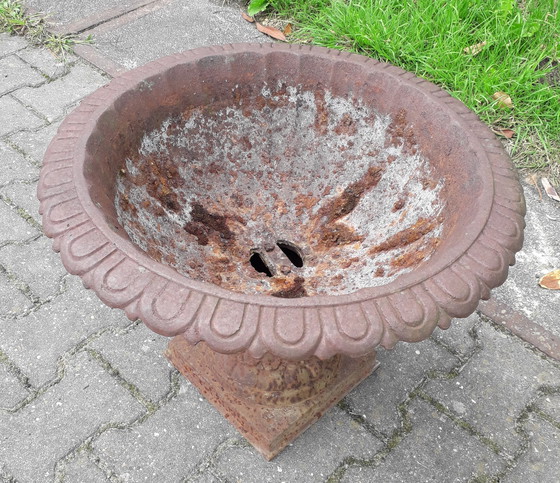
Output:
[1, 1, 559, 481]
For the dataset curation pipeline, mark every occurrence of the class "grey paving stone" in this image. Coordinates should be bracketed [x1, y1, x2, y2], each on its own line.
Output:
[16, 47, 74, 80]
[25, 0, 143, 27]
[0, 362, 29, 409]
[213, 407, 384, 482]
[88, 323, 173, 403]
[92, 0, 264, 70]
[0, 276, 130, 387]
[537, 394, 560, 422]
[432, 312, 478, 359]
[504, 415, 560, 483]
[0, 462, 17, 482]
[0, 200, 39, 242]
[0, 272, 32, 316]
[0, 95, 44, 136]
[346, 338, 459, 436]
[492, 183, 560, 338]
[424, 322, 560, 455]
[0, 141, 38, 185]
[11, 62, 107, 122]
[0, 351, 144, 483]
[188, 471, 224, 483]
[57, 452, 109, 483]
[0, 180, 41, 225]
[341, 399, 504, 483]
[0, 55, 45, 95]
[92, 378, 237, 482]
[0, 236, 68, 301]
[7, 121, 60, 164]
[0, 33, 27, 57]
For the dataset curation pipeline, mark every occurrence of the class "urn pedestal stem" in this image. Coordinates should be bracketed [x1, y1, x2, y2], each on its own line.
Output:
[165, 337, 379, 460]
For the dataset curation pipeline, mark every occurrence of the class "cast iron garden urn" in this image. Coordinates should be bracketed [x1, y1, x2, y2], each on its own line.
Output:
[38, 44, 526, 460]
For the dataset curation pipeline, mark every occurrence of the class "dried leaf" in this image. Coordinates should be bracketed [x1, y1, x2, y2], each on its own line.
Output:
[526, 174, 542, 200]
[542, 177, 560, 202]
[242, 12, 255, 23]
[492, 91, 514, 109]
[256, 22, 287, 41]
[539, 269, 560, 290]
[495, 128, 515, 138]
[284, 23, 293, 35]
[464, 41, 487, 55]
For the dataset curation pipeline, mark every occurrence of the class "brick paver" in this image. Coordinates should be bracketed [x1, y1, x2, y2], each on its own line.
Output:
[0, 142, 38, 185]
[424, 322, 560, 456]
[0, 237, 67, 301]
[0, 95, 44, 137]
[341, 399, 505, 482]
[0, 55, 45, 95]
[92, 378, 236, 482]
[7, 122, 60, 164]
[212, 407, 384, 482]
[0, 352, 144, 482]
[504, 415, 560, 483]
[88, 323, 173, 404]
[0, 271, 33, 316]
[347, 337, 460, 437]
[11, 62, 107, 122]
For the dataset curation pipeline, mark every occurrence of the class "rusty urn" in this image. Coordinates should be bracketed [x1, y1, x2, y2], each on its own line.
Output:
[38, 44, 525, 460]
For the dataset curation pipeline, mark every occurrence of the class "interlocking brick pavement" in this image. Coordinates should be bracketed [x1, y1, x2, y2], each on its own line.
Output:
[0, 143, 37, 185]
[424, 322, 560, 457]
[341, 399, 505, 482]
[1, 4, 559, 479]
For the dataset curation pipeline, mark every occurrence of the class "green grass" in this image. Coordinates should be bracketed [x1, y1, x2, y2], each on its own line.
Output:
[252, 0, 560, 173]
[0, 0, 90, 57]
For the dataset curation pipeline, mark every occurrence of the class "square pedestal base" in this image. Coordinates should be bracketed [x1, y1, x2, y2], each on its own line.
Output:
[165, 336, 379, 460]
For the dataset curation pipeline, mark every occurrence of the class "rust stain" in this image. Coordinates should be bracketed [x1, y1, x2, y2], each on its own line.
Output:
[334, 113, 358, 136]
[314, 89, 329, 135]
[340, 257, 360, 269]
[118, 193, 137, 217]
[421, 177, 438, 190]
[271, 276, 307, 298]
[389, 238, 441, 272]
[386, 108, 417, 153]
[183, 203, 235, 246]
[314, 224, 363, 252]
[392, 200, 404, 212]
[369, 217, 438, 255]
[294, 193, 319, 218]
[374, 266, 385, 277]
[322, 166, 383, 223]
[311, 165, 383, 252]
[129, 152, 184, 214]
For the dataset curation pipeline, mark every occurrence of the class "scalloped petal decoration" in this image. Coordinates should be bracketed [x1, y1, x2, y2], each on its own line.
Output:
[38, 44, 525, 360]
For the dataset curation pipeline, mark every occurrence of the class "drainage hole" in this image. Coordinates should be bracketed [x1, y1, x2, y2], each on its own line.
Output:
[277, 241, 304, 268]
[250, 252, 273, 277]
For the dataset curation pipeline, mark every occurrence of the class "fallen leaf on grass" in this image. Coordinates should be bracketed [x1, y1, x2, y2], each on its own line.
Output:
[492, 91, 514, 109]
[284, 23, 293, 35]
[464, 41, 486, 55]
[542, 177, 560, 202]
[256, 22, 287, 41]
[539, 269, 560, 290]
[242, 12, 255, 23]
[495, 128, 515, 138]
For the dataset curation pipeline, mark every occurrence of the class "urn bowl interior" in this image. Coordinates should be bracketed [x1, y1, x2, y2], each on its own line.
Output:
[83, 48, 490, 299]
